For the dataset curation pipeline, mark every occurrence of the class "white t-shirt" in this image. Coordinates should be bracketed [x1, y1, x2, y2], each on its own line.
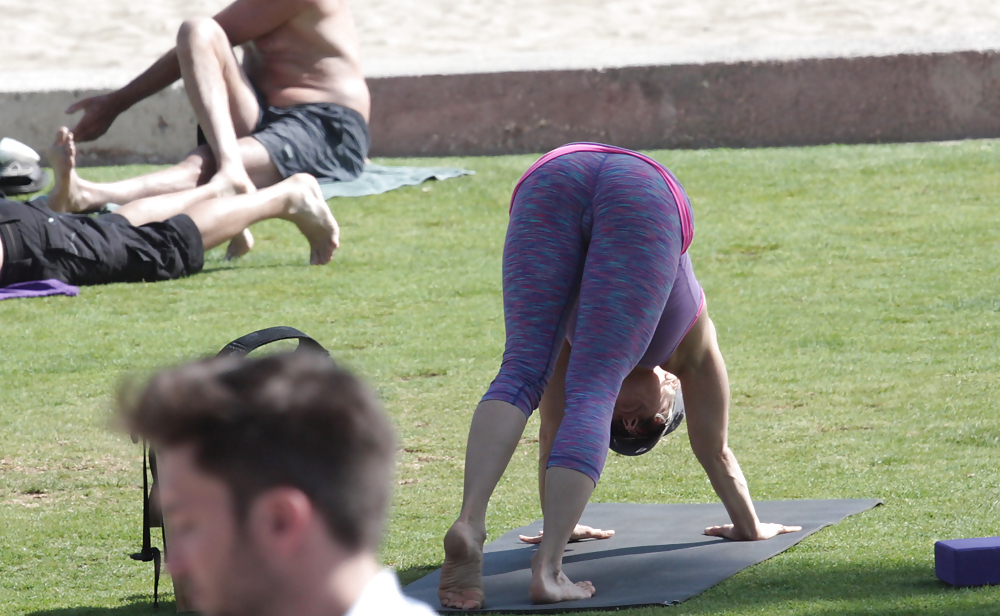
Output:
[345, 569, 438, 616]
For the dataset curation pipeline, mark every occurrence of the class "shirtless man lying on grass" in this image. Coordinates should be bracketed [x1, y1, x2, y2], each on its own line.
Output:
[0, 130, 337, 289]
[50, 0, 369, 259]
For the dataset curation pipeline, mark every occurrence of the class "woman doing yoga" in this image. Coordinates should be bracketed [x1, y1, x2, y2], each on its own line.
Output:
[438, 143, 801, 609]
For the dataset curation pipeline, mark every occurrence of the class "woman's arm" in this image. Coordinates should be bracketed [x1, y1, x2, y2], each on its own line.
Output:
[519, 340, 614, 545]
[537, 340, 570, 506]
[671, 311, 800, 540]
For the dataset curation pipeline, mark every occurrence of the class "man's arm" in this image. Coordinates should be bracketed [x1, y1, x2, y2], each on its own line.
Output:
[67, 50, 183, 142]
[68, 0, 313, 141]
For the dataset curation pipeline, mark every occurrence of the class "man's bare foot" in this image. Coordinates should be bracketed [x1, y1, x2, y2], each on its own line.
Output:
[46, 128, 95, 213]
[225, 229, 254, 260]
[211, 163, 256, 197]
[439, 520, 486, 610]
[283, 174, 339, 265]
[529, 554, 595, 605]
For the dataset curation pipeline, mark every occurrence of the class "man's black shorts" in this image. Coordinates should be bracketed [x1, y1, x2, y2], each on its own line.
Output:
[0, 199, 204, 287]
[198, 91, 370, 182]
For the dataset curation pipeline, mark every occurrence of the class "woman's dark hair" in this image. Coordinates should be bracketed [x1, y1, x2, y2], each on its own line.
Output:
[609, 389, 686, 456]
[118, 351, 396, 552]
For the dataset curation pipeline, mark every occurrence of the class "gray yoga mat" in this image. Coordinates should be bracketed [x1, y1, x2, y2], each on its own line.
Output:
[319, 164, 474, 199]
[404, 499, 882, 612]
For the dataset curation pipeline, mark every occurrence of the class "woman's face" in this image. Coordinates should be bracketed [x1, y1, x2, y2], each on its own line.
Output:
[613, 368, 667, 434]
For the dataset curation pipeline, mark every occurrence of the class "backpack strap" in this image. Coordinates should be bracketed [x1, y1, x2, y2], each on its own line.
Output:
[129, 441, 162, 608]
[215, 326, 330, 359]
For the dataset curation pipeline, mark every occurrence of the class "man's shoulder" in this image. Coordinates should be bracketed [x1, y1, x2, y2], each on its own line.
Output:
[257, 0, 345, 16]
[347, 570, 438, 616]
[396, 594, 439, 616]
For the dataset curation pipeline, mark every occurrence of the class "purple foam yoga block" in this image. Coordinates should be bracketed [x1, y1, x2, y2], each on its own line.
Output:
[935, 537, 1000, 587]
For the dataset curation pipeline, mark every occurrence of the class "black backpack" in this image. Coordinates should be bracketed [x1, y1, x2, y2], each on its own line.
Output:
[130, 327, 331, 608]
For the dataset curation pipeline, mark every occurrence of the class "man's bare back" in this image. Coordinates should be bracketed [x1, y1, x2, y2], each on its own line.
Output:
[220, 0, 370, 120]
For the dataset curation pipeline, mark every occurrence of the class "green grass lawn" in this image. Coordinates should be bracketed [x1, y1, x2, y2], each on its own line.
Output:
[2, 140, 1000, 615]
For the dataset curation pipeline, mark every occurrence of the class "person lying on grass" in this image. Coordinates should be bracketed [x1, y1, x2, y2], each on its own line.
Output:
[0, 129, 337, 289]
[51, 0, 370, 260]
[117, 352, 437, 616]
[438, 142, 802, 610]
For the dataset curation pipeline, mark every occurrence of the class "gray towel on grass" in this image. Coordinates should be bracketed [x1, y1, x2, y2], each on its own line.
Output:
[319, 164, 474, 199]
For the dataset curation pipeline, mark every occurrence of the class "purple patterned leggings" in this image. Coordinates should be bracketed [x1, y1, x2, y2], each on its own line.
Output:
[482, 151, 687, 484]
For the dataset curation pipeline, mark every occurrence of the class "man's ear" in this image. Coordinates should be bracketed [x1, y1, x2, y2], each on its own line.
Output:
[246, 488, 314, 559]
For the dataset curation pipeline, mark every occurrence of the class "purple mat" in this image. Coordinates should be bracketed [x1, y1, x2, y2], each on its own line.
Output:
[0, 279, 79, 300]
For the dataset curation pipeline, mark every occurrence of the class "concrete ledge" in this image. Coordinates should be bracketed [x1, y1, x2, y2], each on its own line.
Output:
[368, 50, 1000, 156]
[0, 83, 197, 166]
[3, 48, 1000, 165]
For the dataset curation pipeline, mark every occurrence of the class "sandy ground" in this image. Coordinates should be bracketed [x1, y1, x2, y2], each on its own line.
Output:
[4, 0, 1000, 76]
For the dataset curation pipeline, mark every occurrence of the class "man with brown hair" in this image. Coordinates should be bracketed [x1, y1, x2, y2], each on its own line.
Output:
[117, 352, 436, 616]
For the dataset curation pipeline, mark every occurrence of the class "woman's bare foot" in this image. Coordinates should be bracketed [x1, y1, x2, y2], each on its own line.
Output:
[282, 174, 339, 265]
[438, 520, 486, 610]
[225, 229, 255, 260]
[46, 128, 95, 213]
[529, 554, 595, 605]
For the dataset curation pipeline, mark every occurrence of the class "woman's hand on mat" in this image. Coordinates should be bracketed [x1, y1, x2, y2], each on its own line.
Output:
[704, 522, 802, 541]
[66, 94, 124, 142]
[519, 524, 615, 544]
